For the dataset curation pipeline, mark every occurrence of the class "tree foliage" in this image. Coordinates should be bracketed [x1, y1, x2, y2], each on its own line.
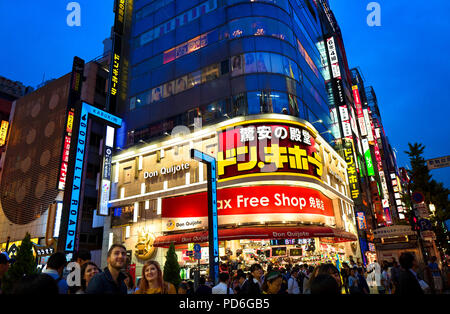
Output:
[405, 143, 450, 255]
[163, 242, 181, 289]
[1, 233, 37, 294]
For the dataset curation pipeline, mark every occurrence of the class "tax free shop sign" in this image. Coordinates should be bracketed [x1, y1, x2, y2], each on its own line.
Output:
[162, 185, 336, 232]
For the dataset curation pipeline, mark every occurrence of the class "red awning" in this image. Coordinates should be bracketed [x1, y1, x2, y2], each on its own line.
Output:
[153, 226, 357, 247]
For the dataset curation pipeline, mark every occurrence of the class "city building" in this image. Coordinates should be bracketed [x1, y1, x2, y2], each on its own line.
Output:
[0, 76, 33, 172]
[0, 56, 113, 266]
[100, 0, 364, 276]
[105, 114, 359, 277]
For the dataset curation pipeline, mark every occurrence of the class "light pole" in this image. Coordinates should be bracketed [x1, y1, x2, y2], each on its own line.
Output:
[190, 148, 219, 285]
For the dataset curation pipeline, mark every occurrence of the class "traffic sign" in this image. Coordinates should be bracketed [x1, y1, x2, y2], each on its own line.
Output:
[186, 250, 193, 257]
[419, 219, 432, 231]
[194, 252, 202, 260]
[194, 244, 201, 252]
[412, 191, 425, 204]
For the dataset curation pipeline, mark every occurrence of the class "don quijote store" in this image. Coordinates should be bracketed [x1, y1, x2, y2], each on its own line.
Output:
[104, 114, 360, 278]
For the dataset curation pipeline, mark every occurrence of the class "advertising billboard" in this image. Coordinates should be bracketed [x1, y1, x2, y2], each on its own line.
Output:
[162, 185, 336, 232]
[343, 140, 360, 200]
[352, 85, 367, 137]
[0, 120, 9, 146]
[217, 120, 323, 183]
[362, 138, 375, 176]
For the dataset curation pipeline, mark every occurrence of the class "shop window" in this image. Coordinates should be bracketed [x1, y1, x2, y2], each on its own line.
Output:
[248, 91, 262, 114]
[270, 53, 284, 75]
[163, 81, 175, 98]
[130, 97, 136, 110]
[256, 52, 271, 73]
[151, 85, 164, 103]
[175, 75, 188, 93]
[244, 53, 257, 73]
[123, 167, 133, 184]
[221, 59, 230, 75]
[231, 55, 243, 76]
[188, 70, 202, 88]
[202, 63, 220, 83]
[232, 92, 247, 116]
[288, 94, 299, 116]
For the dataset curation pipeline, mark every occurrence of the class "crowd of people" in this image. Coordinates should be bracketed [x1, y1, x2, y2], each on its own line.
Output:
[0, 244, 448, 295]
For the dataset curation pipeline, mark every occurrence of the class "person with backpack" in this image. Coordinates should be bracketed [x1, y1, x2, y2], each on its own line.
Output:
[42, 252, 69, 294]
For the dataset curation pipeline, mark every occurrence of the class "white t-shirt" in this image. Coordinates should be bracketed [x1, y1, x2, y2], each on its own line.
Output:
[212, 282, 234, 294]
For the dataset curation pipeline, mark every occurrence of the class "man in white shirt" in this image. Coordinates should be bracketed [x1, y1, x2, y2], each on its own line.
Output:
[212, 272, 234, 294]
[287, 266, 300, 294]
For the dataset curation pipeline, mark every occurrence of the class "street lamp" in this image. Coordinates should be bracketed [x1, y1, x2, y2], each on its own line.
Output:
[190, 148, 219, 285]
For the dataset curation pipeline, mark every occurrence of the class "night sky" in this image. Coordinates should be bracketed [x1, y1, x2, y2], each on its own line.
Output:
[330, 0, 450, 189]
[1, 1, 449, 188]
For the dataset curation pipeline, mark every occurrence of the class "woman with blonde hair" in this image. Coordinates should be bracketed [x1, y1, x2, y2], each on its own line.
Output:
[134, 261, 176, 294]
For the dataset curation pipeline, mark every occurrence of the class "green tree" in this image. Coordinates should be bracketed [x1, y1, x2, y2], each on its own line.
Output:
[405, 143, 450, 255]
[1, 233, 37, 294]
[163, 242, 181, 289]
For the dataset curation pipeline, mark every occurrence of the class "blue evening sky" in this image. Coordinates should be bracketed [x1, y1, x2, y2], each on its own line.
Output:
[0, 1, 449, 188]
[330, 0, 450, 188]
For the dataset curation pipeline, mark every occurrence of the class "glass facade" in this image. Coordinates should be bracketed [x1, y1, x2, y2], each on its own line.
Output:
[125, 0, 336, 145]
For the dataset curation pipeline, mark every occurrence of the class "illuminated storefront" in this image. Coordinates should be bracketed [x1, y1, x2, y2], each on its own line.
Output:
[104, 114, 360, 274]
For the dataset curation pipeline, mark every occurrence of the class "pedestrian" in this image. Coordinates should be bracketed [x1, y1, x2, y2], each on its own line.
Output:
[428, 256, 443, 294]
[187, 280, 195, 294]
[177, 281, 189, 294]
[367, 260, 382, 293]
[395, 252, 423, 295]
[76, 261, 100, 294]
[42, 252, 69, 294]
[195, 276, 212, 295]
[380, 264, 390, 294]
[348, 267, 361, 294]
[297, 264, 306, 293]
[123, 271, 135, 294]
[234, 271, 249, 294]
[74, 249, 91, 267]
[310, 274, 341, 294]
[302, 265, 315, 294]
[390, 259, 401, 293]
[262, 271, 283, 294]
[86, 244, 128, 294]
[0, 252, 12, 294]
[12, 273, 59, 295]
[246, 263, 263, 294]
[341, 262, 350, 294]
[305, 264, 342, 294]
[356, 267, 370, 294]
[134, 260, 176, 294]
[212, 272, 234, 294]
[278, 268, 288, 294]
[287, 266, 300, 294]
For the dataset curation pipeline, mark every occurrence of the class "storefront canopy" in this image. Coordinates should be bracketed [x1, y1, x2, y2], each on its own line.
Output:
[153, 226, 357, 247]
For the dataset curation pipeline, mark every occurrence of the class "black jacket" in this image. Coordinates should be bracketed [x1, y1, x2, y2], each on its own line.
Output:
[394, 269, 424, 295]
[237, 278, 261, 295]
[195, 284, 212, 295]
[86, 267, 127, 295]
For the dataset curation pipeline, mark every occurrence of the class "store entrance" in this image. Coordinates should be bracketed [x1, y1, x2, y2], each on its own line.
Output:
[179, 237, 354, 280]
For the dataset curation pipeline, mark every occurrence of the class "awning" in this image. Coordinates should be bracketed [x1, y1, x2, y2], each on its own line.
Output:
[153, 226, 357, 247]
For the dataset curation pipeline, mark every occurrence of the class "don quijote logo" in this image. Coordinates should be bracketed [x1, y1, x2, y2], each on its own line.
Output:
[166, 219, 175, 231]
